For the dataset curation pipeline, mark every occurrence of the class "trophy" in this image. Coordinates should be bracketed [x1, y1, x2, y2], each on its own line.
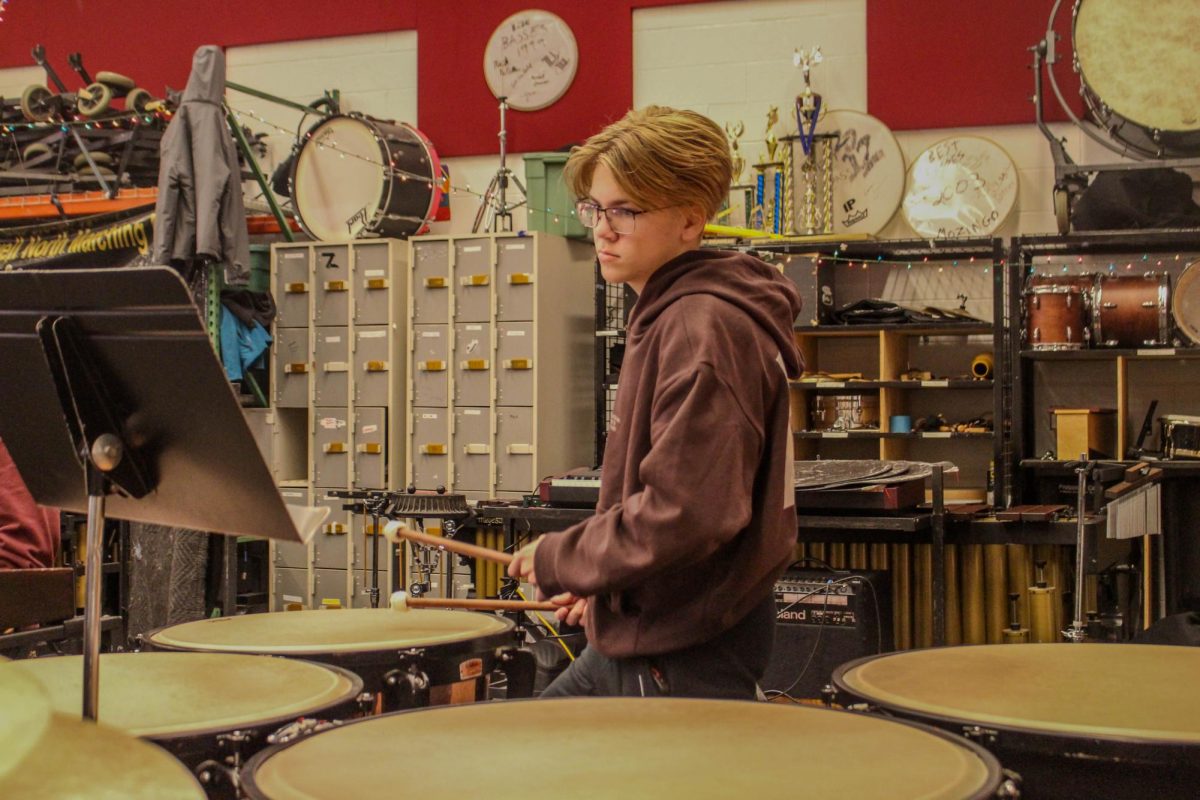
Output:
[752, 106, 787, 234]
[792, 45, 834, 235]
[725, 121, 755, 229]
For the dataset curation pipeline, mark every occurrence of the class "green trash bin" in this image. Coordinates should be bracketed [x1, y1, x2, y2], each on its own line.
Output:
[248, 244, 271, 293]
[523, 152, 589, 239]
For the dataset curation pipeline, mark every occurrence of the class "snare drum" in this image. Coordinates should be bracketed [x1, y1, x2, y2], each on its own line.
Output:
[1160, 414, 1200, 459]
[290, 113, 442, 241]
[240, 699, 1013, 799]
[833, 644, 1200, 799]
[10, 653, 361, 796]
[1092, 273, 1171, 347]
[811, 393, 880, 430]
[145, 608, 523, 711]
[1074, 0, 1200, 158]
[1024, 284, 1088, 350]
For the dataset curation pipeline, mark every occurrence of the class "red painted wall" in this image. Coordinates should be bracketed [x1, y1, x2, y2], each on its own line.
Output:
[2, 1, 1081, 154]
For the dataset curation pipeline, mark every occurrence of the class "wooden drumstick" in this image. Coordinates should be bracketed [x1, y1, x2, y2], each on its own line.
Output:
[383, 520, 513, 565]
[389, 591, 555, 612]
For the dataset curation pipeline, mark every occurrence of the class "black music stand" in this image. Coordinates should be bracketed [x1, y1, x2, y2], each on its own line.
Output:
[0, 267, 319, 722]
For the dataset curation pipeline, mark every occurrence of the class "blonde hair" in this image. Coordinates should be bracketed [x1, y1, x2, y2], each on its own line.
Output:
[564, 106, 732, 220]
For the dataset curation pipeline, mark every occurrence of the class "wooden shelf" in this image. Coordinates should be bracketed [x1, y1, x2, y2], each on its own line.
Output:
[795, 431, 993, 440]
[795, 322, 992, 336]
[791, 379, 992, 390]
[1021, 347, 1200, 360]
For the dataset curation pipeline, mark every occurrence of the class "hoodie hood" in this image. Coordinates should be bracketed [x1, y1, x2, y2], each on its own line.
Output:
[629, 249, 804, 378]
[182, 45, 226, 105]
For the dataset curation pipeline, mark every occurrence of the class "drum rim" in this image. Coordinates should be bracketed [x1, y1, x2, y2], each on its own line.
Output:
[142, 610, 518, 658]
[1170, 259, 1200, 344]
[237, 697, 1007, 800]
[832, 646, 1200, 757]
[10, 653, 364, 743]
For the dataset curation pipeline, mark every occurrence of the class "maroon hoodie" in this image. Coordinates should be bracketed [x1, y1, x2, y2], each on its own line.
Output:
[534, 249, 804, 657]
[0, 436, 60, 569]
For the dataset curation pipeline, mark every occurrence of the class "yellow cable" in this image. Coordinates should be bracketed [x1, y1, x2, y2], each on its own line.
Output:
[516, 587, 575, 662]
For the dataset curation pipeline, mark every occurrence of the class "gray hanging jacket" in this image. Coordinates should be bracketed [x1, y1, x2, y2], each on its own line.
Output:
[152, 45, 249, 284]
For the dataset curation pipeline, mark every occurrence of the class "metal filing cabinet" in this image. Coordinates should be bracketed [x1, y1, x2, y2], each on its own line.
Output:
[313, 568, 351, 609]
[412, 239, 451, 324]
[452, 407, 492, 491]
[353, 407, 387, 489]
[274, 247, 312, 327]
[353, 326, 391, 406]
[313, 490, 351, 570]
[313, 244, 351, 326]
[496, 237, 536, 321]
[313, 327, 350, 407]
[495, 321, 534, 406]
[495, 406, 535, 492]
[410, 408, 450, 490]
[453, 323, 491, 406]
[412, 326, 450, 406]
[453, 238, 492, 322]
[352, 242, 394, 326]
[273, 327, 310, 408]
[312, 407, 351, 488]
[272, 567, 310, 611]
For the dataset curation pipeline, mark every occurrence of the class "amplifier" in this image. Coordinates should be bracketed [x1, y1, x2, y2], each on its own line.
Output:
[538, 468, 601, 508]
[761, 568, 893, 700]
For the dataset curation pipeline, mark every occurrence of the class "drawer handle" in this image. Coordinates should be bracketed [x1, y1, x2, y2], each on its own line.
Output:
[284, 362, 309, 374]
[424, 276, 447, 288]
[420, 443, 447, 455]
[503, 358, 532, 370]
[323, 442, 347, 454]
[323, 523, 347, 535]
[365, 278, 389, 290]
[357, 443, 383, 455]
[419, 360, 446, 371]
[464, 443, 491, 455]
[461, 359, 490, 371]
[508, 273, 533, 285]
[364, 360, 388, 372]
[461, 274, 490, 287]
[285, 282, 309, 293]
[324, 280, 348, 292]
[323, 361, 349, 373]
[506, 443, 534, 455]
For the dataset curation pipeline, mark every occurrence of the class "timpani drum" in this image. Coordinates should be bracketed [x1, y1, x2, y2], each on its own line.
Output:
[290, 113, 442, 241]
[8, 653, 362, 796]
[833, 644, 1200, 799]
[1073, 0, 1200, 158]
[1091, 273, 1172, 348]
[145, 608, 525, 711]
[239, 699, 1015, 799]
[0, 662, 204, 798]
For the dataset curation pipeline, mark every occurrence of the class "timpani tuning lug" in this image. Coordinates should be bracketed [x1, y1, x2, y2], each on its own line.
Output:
[961, 725, 999, 746]
[819, 684, 837, 707]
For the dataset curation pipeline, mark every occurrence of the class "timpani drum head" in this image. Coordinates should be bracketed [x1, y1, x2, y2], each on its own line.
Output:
[1074, 0, 1200, 156]
[835, 644, 1200, 744]
[242, 698, 1004, 799]
[813, 109, 905, 236]
[8, 653, 361, 739]
[146, 608, 512, 655]
[0, 663, 51, 781]
[902, 136, 1017, 240]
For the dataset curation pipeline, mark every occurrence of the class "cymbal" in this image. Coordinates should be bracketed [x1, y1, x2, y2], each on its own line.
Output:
[0, 662, 51, 782]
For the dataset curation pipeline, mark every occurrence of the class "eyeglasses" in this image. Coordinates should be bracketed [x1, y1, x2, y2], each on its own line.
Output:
[575, 200, 663, 235]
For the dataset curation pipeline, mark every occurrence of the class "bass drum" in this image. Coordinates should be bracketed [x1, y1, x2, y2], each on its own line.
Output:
[291, 113, 442, 241]
[1074, 0, 1200, 157]
[241, 699, 1013, 799]
[833, 644, 1200, 800]
[1170, 258, 1200, 344]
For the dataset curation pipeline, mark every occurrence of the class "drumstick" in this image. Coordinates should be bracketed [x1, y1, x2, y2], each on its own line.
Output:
[383, 520, 514, 566]
[389, 591, 555, 612]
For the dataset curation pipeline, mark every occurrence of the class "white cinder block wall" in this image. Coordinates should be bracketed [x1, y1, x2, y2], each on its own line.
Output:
[0, 0, 1156, 243]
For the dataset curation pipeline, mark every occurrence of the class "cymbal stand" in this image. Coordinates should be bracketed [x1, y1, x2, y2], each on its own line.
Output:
[1064, 455, 1091, 643]
[472, 96, 527, 233]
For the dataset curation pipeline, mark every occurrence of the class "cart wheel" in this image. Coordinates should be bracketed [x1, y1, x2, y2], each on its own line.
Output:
[1053, 187, 1070, 235]
[20, 84, 55, 122]
[22, 142, 52, 162]
[77, 83, 113, 118]
[72, 150, 115, 169]
[95, 71, 135, 91]
[125, 87, 153, 114]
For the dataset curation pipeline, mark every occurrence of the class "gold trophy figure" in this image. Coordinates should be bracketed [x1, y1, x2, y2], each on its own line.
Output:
[753, 106, 785, 233]
[793, 45, 825, 235]
[725, 121, 755, 229]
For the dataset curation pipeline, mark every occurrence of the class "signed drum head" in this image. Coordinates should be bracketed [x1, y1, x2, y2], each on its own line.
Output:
[812, 109, 905, 236]
[902, 136, 1017, 239]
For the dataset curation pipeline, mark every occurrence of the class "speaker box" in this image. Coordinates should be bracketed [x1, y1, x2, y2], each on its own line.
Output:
[761, 568, 893, 699]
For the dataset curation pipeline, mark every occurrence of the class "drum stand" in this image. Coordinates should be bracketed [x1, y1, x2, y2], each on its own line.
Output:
[1030, 5, 1200, 234]
[1064, 457, 1093, 642]
[472, 97, 527, 234]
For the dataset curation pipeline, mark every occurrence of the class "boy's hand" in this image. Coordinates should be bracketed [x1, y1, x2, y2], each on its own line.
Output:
[551, 592, 589, 628]
[507, 537, 540, 585]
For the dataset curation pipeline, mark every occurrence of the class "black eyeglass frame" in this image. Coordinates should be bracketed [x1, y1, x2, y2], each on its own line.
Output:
[574, 200, 667, 234]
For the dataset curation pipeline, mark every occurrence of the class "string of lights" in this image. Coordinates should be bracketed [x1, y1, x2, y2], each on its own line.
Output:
[0, 109, 171, 134]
